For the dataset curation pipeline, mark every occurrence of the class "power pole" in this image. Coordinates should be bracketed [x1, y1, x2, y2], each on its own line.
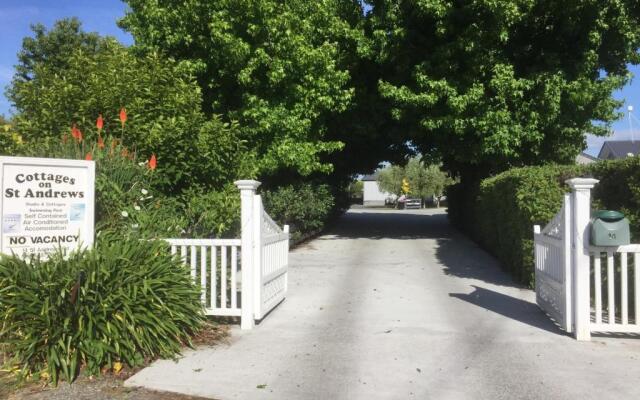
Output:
[629, 105, 634, 143]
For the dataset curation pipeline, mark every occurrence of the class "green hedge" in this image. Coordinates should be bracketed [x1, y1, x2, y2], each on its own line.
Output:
[262, 183, 335, 244]
[448, 157, 640, 287]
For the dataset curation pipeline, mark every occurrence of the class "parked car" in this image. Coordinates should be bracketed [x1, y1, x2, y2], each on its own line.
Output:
[404, 198, 421, 209]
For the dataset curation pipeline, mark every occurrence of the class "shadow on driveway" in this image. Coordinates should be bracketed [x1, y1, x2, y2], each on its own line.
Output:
[321, 209, 454, 240]
[321, 208, 566, 336]
[321, 209, 518, 287]
[449, 285, 565, 335]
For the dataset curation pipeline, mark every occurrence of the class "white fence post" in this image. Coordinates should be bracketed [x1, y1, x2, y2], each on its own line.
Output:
[253, 194, 263, 319]
[562, 194, 573, 333]
[566, 178, 598, 341]
[235, 180, 261, 330]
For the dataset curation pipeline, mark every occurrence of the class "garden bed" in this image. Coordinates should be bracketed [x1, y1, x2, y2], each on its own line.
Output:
[1, 323, 228, 400]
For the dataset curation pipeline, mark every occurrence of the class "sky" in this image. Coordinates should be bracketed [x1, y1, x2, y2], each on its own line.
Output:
[0, 0, 638, 157]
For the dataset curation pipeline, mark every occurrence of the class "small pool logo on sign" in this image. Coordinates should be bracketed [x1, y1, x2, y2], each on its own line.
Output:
[3, 214, 21, 233]
[70, 204, 85, 222]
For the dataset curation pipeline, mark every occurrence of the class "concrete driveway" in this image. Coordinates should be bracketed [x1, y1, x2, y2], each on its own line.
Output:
[126, 208, 640, 399]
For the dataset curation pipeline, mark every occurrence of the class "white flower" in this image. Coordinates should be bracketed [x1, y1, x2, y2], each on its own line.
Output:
[121, 211, 129, 218]
[134, 205, 141, 211]
[141, 189, 149, 195]
[138, 162, 145, 166]
[131, 223, 139, 229]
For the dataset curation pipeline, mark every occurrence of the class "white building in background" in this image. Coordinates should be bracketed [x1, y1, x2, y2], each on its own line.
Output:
[362, 173, 395, 207]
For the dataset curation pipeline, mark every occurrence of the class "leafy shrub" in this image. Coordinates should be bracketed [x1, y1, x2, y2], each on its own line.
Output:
[31, 129, 183, 238]
[0, 123, 23, 155]
[448, 158, 640, 287]
[262, 183, 335, 243]
[23, 115, 245, 240]
[0, 237, 203, 383]
[181, 185, 241, 238]
[9, 31, 246, 191]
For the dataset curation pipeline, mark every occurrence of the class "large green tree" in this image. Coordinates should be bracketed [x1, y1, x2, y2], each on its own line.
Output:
[368, 0, 640, 181]
[120, 0, 365, 177]
[377, 164, 405, 196]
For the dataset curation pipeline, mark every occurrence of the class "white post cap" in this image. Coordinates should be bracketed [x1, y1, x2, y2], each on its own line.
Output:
[565, 177, 599, 190]
[234, 180, 261, 190]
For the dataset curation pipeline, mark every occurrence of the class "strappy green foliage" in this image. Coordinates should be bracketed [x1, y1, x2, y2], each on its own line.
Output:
[0, 238, 204, 384]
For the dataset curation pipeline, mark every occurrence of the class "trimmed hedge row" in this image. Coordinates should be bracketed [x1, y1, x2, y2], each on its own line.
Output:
[448, 157, 640, 287]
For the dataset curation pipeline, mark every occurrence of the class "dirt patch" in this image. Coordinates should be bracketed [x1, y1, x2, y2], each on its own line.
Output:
[192, 323, 230, 347]
[5, 374, 215, 400]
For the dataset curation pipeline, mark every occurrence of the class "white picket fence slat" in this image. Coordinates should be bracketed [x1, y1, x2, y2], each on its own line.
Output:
[589, 248, 640, 334]
[167, 239, 242, 317]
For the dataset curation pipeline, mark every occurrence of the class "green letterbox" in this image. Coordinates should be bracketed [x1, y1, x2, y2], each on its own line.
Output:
[590, 210, 630, 246]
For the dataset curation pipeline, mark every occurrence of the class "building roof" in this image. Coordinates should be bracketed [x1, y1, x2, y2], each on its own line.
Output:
[576, 152, 598, 164]
[361, 173, 379, 181]
[598, 140, 640, 160]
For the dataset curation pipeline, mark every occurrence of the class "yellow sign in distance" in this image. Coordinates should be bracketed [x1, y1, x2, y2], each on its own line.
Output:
[402, 178, 410, 194]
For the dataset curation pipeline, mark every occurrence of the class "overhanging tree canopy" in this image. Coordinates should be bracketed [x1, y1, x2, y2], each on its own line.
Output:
[369, 0, 640, 180]
[8, 1, 640, 190]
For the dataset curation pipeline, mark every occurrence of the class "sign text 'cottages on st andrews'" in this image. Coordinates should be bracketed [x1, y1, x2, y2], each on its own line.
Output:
[0, 156, 95, 259]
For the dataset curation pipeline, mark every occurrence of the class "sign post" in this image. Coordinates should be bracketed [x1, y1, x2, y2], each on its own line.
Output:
[0, 156, 95, 259]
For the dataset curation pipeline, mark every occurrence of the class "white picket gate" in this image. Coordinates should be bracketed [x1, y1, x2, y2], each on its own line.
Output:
[534, 178, 640, 340]
[165, 180, 289, 330]
[253, 195, 290, 320]
[533, 194, 572, 332]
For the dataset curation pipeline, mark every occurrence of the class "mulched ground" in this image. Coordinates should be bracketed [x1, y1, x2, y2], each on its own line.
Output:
[1, 323, 229, 400]
[4, 374, 214, 400]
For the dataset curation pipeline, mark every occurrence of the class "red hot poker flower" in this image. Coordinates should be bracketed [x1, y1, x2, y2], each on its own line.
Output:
[119, 107, 127, 127]
[85, 152, 93, 161]
[71, 124, 83, 142]
[96, 114, 104, 131]
[97, 133, 105, 149]
[71, 124, 79, 140]
[148, 153, 157, 170]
